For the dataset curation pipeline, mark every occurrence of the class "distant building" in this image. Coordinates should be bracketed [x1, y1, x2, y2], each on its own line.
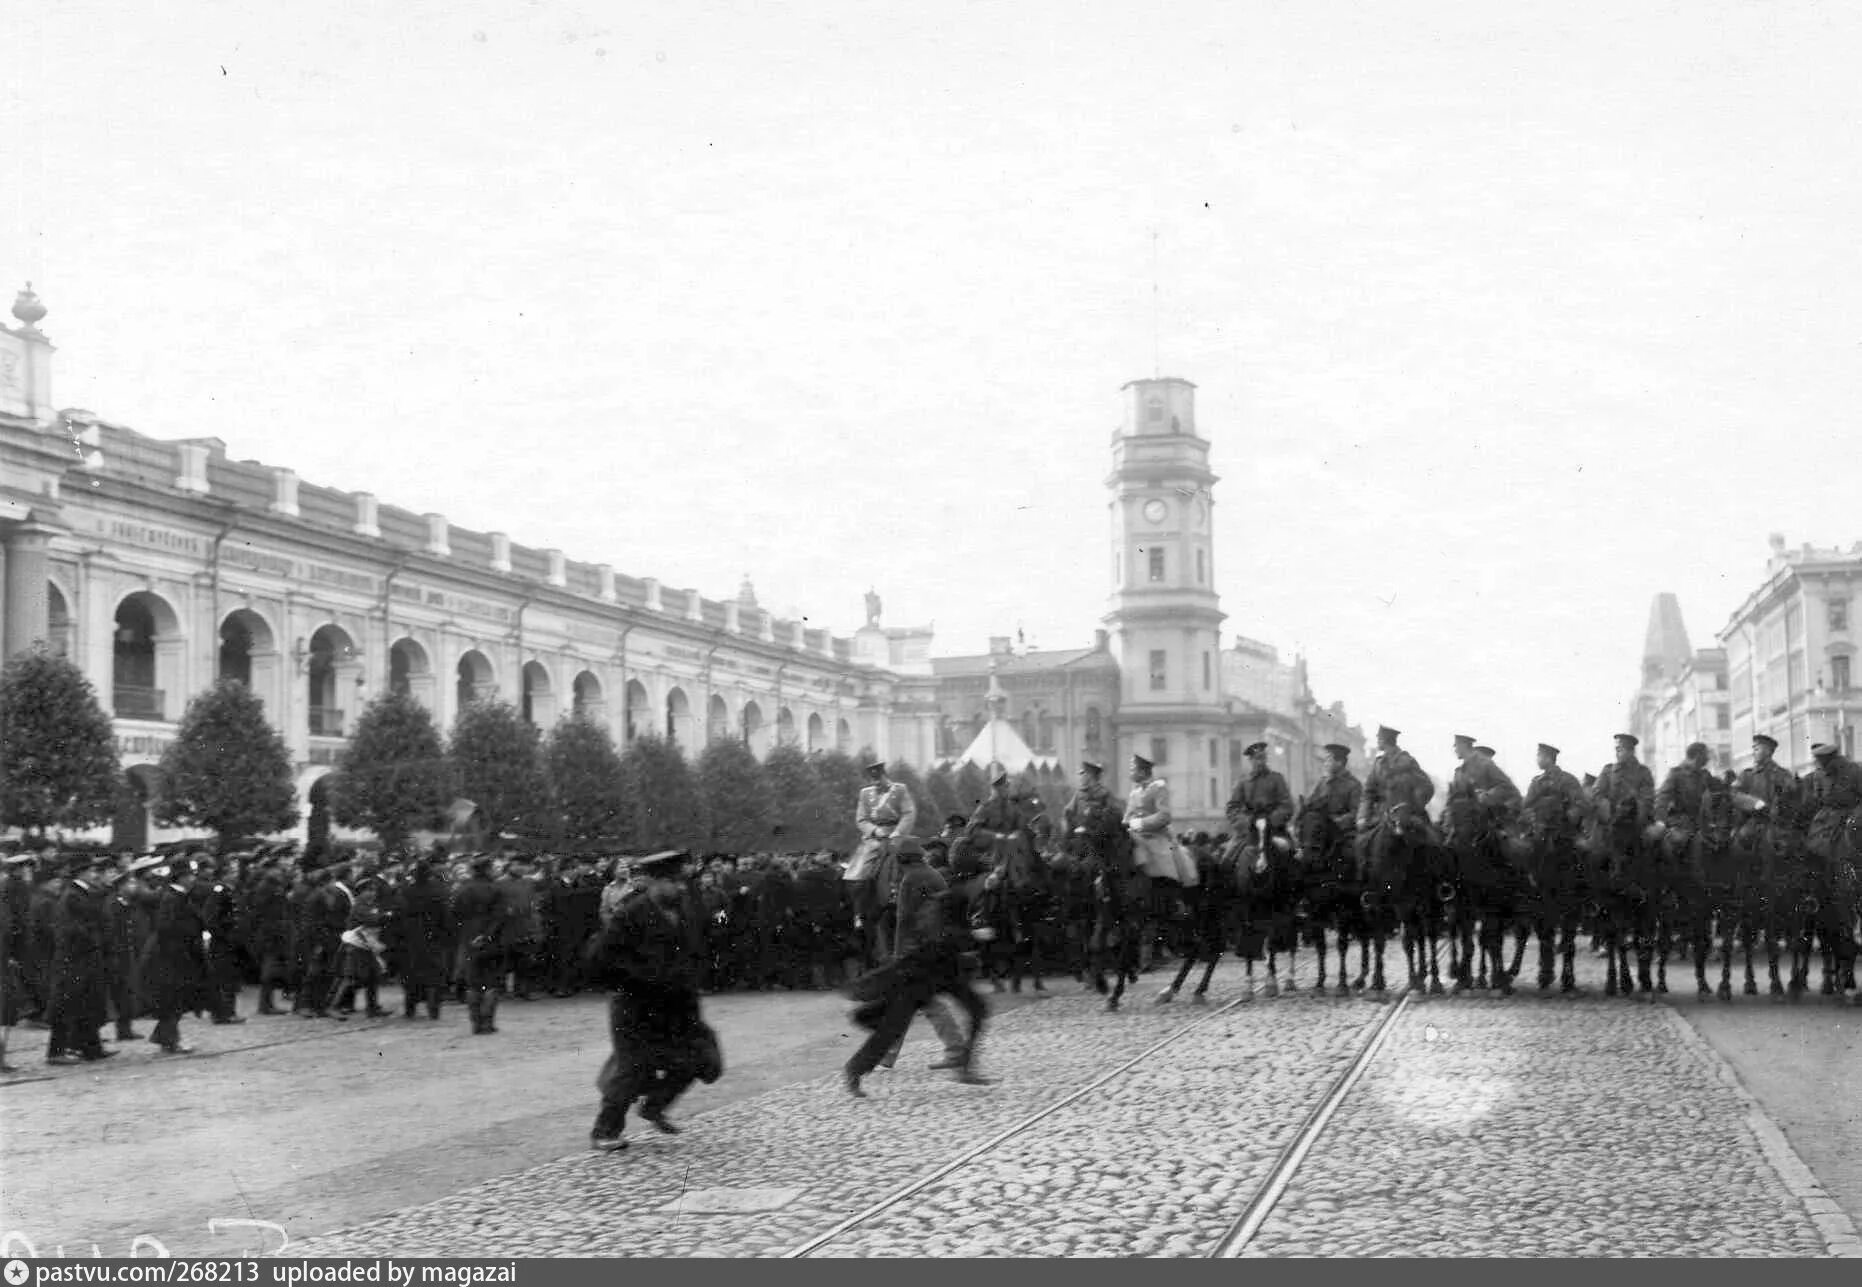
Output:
[1719, 533, 1862, 774]
[1627, 593, 1732, 773]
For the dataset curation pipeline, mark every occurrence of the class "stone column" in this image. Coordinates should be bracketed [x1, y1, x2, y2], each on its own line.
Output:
[3, 520, 54, 660]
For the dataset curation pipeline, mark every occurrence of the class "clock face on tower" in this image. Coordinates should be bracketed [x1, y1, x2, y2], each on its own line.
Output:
[1142, 498, 1169, 525]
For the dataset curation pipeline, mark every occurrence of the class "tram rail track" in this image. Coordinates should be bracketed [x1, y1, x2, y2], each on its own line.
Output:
[783, 988, 1414, 1259]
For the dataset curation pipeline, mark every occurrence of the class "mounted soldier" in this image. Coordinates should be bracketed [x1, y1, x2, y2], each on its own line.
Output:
[1731, 732, 1808, 999]
[1227, 741, 1300, 995]
[1592, 732, 1657, 996]
[1649, 741, 1723, 994]
[1356, 725, 1445, 992]
[1803, 740, 1861, 1002]
[967, 767, 1047, 992]
[1296, 743, 1367, 996]
[1513, 742, 1591, 993]
[846, 760, 915, 964]
[1442, 734, 1522, 993]
[1065, 759, 1143, 1008]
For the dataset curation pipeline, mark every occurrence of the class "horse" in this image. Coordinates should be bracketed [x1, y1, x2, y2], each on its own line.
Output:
[1734, 805, 1817, 1001]
[1359, 801, 1444, 993]
[1076, 825, 1150, 1011]
[1587, 794, 1660, 998]
[962, 827, 1053, 994]
[1803, 800, 1861, 1001]
[1685, 784, 1747, 1001]
[1296, 805, 1373, 996]
[1154, 833, 1237, 1005]
[1500, 810, 1588, 993]
[1226, 816, 1310, 996]
[1441, 795, 1520, 995]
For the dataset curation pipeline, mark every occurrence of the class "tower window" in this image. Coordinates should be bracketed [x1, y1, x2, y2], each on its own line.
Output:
[1208, 737, 1218, 767]
[1835, 655, 1852, 691]
[1196, 548, 1205, 584]
[1150, 736, 1169, 766]
[1832, 600, 1850, 632]
[1147, 400, 1164, 423]
[1148, 547, 1165, 582]
[1149, 650, 1166, 691]
[1203, 651, 1212, 690]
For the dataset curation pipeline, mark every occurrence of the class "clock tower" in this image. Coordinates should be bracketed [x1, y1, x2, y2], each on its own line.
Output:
[1104, 377, 1230, 829]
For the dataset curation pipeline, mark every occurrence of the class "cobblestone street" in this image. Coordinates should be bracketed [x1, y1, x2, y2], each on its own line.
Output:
[3, 953, 1856, 1259]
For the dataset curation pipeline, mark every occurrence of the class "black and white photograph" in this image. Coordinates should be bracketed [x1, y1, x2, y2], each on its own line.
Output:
[1, 0, 1858, 1261]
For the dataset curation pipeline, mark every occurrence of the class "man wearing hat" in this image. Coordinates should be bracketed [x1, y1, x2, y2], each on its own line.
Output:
[140, 857, 208, 1055]
[1593, 735, 1656, 832]
[1591, 735, 1659, 993]
[1652, 742, 1721, 845]
[964, 769, 1042, 990]
[1123, 753, 1181, 883]
[1226, 742, 1295, 851]
[587, 851, 716, 1151]
[1355, 726, 1435, 832]
[1520, 743, 1591, 992]
[1732, 734, 1800, 843]
[107, 856, 162, 1039]
[45, 853, 117, 1065]
[2, 851, 45, 1039]
[845, 760, 916, 961]
[452, 855, 511, 1035]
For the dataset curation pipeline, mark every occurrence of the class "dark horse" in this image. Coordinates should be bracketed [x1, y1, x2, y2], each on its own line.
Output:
[1804, 800, 1862, 1003]
[1733, 805, 1817, 1001]
[1230, 818, 1309, 996]
[1684, 784, 1747, 1001]
[1068, 823, 1149, 1011]
[1297, 806, 1374, 996]
[1588, 793, 1660, 997]
[1440, 795, 1519, 995]
[1156, 833, 1237, 1005]
[1500, 808, 1589, 993]
[964, 827, 1052, 994]
[1358, 802, 1444, 994]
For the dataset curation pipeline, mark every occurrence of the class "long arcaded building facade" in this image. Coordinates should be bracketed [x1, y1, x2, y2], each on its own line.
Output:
[1, 287, 939, 849]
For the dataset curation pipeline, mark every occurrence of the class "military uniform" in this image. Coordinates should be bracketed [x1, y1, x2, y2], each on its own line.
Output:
[1299, 771, 1363, 841]
[1522, 765, 1590, 842]
[1521, 752, 1592, 991]
[1227, 766, 1296, 842]
[140, 873, 208, 1054]
[1734, 757, 1800, 844]
[1655, 762, 1722, 832]
[1442, 752, 1521, 841]
[1355, 747, 1435, 831]
[1124, 774, 1180, 882]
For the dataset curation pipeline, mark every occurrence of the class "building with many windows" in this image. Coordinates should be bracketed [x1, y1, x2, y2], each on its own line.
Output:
[1626, 592, 1733, 775]
[1, 287, 939, 848]
[3, 284, 1366, 846]
[1720, 533, 1862, 775]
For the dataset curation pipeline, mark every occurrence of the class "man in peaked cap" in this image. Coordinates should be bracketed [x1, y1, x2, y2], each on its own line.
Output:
[1226, 741, 1295, 856]
[140, 856, 207, 1055]
[452, 854, 510, 1035]
[964, 769, 1041, 991]
[586, 850, 718, 1152]
[846, 760, 916, 964]
[1356, 725, 1434, 833]
[45, 853, 117, 1066]
[1733, 733, 1801, 842]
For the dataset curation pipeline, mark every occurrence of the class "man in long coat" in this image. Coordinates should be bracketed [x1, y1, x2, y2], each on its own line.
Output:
[586, 851, 716, 1152]
[393, 857, 457, 1020]
[140, 858, 208, 1055]
[452, 856, 510, 1035]
[47, 853, 115, 1064]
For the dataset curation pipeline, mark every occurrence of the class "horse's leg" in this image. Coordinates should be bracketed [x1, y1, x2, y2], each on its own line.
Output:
[1263, 932, 1281, 998]
[1692, 901, 1711, 1000]
[1717, 903, 1735, 1001]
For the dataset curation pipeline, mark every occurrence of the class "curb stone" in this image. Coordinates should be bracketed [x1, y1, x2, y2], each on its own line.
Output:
[1658, 1006, 1859, 1258]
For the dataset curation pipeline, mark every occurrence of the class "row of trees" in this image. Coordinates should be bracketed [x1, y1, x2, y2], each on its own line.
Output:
[1, 646, 1076, 855]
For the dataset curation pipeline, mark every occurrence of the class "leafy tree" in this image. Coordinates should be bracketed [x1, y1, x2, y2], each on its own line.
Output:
[696, 736, 772, 852]
[952, 761, 990, 816]
[156, 678, 299, 850]
[328, 691, 451, 854]
[809, 749, 866, 852]
[924, 764, 964, 829]
[0, 646, 123, 838]
[618, 733, 704, 851]
[544, 714, 628, 851]
[764, 742, 827, 850]
[449, 699, 546, 849]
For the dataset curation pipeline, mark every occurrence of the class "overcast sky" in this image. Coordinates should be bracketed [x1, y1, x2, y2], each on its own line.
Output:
[8, 1, 1861, 781]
